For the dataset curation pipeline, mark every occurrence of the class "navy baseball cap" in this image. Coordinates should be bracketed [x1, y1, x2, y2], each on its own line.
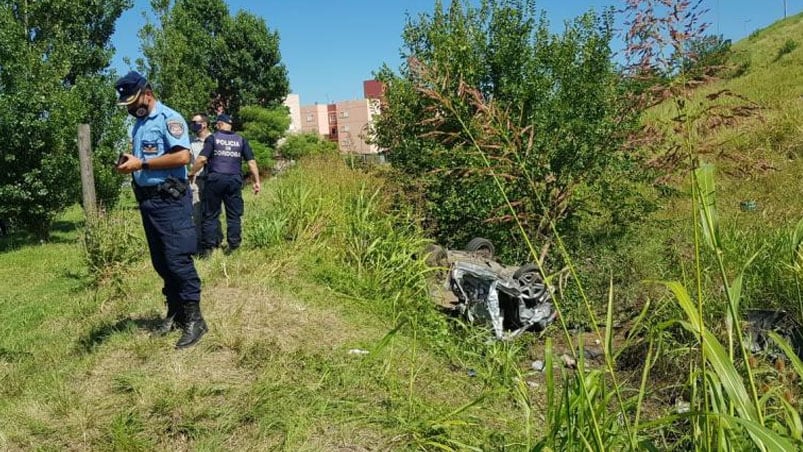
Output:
[114, 71, 148, 106]
[216, 114, 233, 124]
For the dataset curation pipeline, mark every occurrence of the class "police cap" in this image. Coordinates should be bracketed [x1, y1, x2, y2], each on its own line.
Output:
[216, 114, 233, 125]
[114, 71, 148, 106]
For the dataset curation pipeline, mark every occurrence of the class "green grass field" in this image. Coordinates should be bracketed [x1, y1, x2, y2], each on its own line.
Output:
[0, 163, 552, 450]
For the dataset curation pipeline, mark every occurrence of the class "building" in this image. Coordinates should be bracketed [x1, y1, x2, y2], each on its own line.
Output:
[283, 93, 301, 133]
[288, 80, 386, 155]
[299, 103, 329, 136]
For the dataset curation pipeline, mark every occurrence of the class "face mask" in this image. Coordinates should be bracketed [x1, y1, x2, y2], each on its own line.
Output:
[190, 122, 202, 132]
[127, 96, 149, 118]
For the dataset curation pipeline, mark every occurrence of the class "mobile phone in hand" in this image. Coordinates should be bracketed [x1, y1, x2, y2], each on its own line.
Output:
[116, 153, 129, 166]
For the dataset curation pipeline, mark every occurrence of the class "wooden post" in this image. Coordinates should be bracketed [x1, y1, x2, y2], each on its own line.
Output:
[77, 123, 97, 220]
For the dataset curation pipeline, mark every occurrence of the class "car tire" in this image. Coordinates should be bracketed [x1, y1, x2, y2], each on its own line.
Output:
[513, 263, 547, 297]
[465, 237, 495, 259]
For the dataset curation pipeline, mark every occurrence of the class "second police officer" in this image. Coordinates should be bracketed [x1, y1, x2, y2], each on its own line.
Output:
[189, 113, 261, 257]
[114, 71, 208, 349]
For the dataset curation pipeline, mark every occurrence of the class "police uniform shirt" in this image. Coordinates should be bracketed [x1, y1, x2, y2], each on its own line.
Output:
[200, 130, 255, 175]
[132, 101, 191, 187]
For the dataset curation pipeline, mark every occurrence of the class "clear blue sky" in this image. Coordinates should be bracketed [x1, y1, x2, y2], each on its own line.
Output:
[110, 0, 801, 105]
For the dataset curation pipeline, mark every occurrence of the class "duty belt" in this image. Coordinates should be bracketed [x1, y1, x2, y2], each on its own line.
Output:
[134, 177, 188, 202]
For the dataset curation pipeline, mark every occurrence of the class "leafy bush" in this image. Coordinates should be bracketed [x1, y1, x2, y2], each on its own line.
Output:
[0, 3, 128, 238]
[278, 132, 338, 160]
[373, 1, 645, 261]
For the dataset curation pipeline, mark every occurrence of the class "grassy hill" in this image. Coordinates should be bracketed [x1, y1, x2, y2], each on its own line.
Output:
[1, 12, 803, 451]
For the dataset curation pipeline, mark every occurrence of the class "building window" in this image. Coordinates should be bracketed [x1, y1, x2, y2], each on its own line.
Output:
[342, 125, 350, 132]
[340, 111, 349, 118]
[306, 113, 314, 122]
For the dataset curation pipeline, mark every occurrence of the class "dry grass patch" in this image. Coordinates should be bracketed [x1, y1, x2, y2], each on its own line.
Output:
[204, 285, 375, 353]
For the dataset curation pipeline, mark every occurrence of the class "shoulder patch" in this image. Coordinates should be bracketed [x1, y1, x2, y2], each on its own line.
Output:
[167, 120, 185, 138]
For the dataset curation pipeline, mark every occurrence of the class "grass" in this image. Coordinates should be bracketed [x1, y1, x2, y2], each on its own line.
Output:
[0, 158, 554, 450]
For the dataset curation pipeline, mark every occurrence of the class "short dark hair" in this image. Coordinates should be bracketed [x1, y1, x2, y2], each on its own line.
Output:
[192, 113, 209, 124]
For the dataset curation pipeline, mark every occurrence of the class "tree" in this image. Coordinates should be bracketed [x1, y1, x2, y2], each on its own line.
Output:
[278, 133, 338, 161]
[374, 0, 645, 261]
[239, 104, 291, 172]
[139, 0, 289, 119]
[0, 0, 131, 238]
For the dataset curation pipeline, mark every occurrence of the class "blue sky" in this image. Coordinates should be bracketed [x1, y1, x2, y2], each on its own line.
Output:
[111, 0, 801, 105]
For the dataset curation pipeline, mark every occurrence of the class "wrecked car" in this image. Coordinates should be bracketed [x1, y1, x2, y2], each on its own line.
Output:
[744, 309, 803, 360]
[425, 238, 556, 340]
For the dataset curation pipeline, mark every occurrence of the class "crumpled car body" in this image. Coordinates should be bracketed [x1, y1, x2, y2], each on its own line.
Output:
[427, 239, 556, 340]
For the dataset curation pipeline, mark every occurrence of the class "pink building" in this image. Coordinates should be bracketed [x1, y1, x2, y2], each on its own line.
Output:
[290, 80, 386, 155]
[299, 103, 329, 136]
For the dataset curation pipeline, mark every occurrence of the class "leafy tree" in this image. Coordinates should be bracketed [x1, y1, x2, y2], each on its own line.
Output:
[278, 133, 338, 161]
[374, 0, 645, 261]
[139, 0, 289, 119]
[0, 0, 130, 238]
[238, 105, 291, 172]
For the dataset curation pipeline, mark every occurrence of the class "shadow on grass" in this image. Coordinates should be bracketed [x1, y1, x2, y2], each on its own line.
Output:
[0, 219, 83, 253]
[77, 315, 165, 353]
[0, 347, 34, 363]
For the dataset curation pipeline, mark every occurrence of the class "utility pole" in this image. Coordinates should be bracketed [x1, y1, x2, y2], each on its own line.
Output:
[784, 0, 787, 18]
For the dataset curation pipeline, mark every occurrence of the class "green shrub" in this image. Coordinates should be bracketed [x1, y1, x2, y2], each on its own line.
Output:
[774, 39, 798, 61]
[278, 132, 338, 160]
[80, 209, 145, 292]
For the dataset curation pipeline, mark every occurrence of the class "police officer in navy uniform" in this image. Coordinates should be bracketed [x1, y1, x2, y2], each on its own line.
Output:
[189, 114, 261, 257]
[114, 71, 207, 349]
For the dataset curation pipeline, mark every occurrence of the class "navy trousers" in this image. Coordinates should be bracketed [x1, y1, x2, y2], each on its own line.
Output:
[201, 172, 244, 251]
[138, 187, 201, 304]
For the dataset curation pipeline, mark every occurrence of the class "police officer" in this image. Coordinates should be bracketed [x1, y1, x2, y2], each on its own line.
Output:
[189, 114, 261, 256]
[114, 71, 207, 349]
[188, 113, 221, 250]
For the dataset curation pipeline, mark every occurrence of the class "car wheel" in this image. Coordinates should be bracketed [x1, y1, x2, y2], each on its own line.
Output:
[513, 263, 547, 297]
[465, 237, 495, 259]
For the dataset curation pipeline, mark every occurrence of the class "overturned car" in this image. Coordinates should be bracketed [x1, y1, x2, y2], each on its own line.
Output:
[426, 238, 556, 340]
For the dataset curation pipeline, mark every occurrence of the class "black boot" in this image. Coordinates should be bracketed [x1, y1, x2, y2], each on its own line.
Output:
[175, 301, 208, 349]
[155, 300, 184, 336]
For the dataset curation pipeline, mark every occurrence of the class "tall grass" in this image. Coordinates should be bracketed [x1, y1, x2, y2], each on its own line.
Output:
[401, 45, 803, 449]
[80, 207, 145, 296]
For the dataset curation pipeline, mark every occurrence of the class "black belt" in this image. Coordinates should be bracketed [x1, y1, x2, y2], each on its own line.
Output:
[134, 184, 162, 199]
[134, 177, 188, 201]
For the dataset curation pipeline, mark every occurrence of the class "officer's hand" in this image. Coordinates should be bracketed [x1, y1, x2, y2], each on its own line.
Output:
[252, 181, 261, 195]
[115, 153, 141, 174]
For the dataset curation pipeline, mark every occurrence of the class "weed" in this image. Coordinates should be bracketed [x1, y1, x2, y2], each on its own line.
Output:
[774, 39, 798, 62]
[79, 209, 145, 296]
